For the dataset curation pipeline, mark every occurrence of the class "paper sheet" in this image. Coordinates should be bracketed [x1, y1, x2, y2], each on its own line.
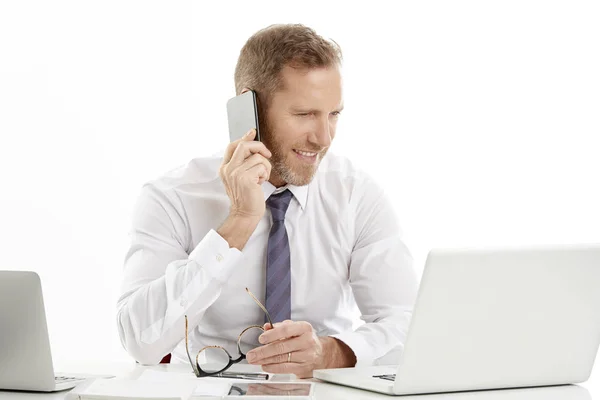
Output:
[137, 369, 231, 397]
[73, 378, 199, 399]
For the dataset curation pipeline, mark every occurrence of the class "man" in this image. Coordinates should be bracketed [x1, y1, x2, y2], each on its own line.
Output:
[117, 24, 417, 378]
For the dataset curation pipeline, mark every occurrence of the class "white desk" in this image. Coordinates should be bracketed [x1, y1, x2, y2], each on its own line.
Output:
[1, 361, 599, 399]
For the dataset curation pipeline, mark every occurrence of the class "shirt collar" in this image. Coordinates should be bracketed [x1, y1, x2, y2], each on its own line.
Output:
[262, 181, 309, 211]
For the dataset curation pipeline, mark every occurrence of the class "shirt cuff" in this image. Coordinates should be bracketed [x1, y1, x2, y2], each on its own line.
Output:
[329, 331, 375, 367]
[188, 229, 243, 283]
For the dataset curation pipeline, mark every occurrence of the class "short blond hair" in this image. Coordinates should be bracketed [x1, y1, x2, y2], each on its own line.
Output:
[234, 24, 342, 111]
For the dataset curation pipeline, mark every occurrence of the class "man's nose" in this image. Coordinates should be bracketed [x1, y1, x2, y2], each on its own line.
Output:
[309, 117, 332, 148]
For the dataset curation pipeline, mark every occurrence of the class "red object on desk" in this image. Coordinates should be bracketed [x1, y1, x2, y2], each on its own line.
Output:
[160, 354, 171, 364]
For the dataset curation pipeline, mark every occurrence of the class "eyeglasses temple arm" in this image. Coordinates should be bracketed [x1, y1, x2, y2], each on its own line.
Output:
[245, 287, 274, 329]
[184, 315, 200, 376]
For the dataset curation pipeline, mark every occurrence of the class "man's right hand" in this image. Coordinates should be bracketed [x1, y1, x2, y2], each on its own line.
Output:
[217, 129, 272, 250]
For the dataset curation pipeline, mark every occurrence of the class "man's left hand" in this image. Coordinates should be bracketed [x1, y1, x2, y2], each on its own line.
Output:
[245, 320, 355, 378]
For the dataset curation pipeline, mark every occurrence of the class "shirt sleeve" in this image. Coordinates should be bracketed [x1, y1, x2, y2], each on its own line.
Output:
[329, 175, 418, 367]
[116, 183, 243, 365]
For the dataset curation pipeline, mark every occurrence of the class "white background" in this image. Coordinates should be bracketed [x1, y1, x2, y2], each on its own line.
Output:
[0, 0, 598, 373]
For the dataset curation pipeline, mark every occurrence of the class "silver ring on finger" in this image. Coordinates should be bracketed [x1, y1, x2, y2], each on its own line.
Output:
[287, 352, 292, 363]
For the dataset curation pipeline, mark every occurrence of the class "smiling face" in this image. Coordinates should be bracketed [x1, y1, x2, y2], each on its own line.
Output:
[259, 64, 343, 187]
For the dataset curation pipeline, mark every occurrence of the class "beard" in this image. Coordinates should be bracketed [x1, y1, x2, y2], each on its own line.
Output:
[260, 120, 328, 187]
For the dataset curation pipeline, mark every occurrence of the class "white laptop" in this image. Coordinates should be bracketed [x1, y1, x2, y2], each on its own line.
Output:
[0, 271, 111, 392]
[314, 244, 600, 395]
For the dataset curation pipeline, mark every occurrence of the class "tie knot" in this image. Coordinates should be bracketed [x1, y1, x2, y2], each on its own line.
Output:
[266, 189, 293, 222]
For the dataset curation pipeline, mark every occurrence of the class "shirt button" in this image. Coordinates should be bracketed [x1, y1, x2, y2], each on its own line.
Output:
[216, 254, 224, 262]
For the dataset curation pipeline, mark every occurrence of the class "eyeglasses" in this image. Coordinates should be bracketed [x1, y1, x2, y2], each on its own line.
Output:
[184, 287, 274, 380]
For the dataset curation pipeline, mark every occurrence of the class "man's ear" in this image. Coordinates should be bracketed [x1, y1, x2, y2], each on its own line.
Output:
[241, 87, 250, 94]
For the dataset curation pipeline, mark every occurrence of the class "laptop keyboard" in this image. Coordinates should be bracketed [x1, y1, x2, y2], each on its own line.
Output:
[373, 374, 396, 381]
[55, 375, 83, 383]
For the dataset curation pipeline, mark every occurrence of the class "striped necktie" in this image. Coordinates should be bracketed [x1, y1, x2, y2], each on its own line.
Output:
[264, 189, 293, 323]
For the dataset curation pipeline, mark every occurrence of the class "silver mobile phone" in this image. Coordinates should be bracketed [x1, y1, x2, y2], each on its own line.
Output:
[226, 90, 261, 142]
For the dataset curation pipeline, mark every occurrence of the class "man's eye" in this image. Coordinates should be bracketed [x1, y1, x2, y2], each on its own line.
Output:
[297, 113, 310, 117]
[331, 111, 341, 116]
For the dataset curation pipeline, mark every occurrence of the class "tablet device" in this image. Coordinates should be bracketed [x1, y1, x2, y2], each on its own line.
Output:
[227, 381, 314, 397]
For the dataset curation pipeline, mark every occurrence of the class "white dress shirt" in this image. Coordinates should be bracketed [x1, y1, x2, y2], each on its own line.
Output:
[117, 151, 418, 366]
